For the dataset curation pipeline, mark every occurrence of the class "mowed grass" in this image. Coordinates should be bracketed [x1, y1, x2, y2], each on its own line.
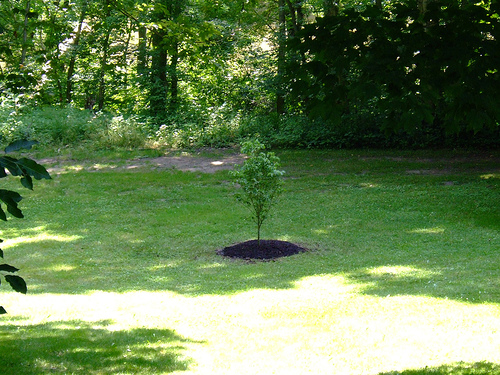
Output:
[0, 149, 499, 375]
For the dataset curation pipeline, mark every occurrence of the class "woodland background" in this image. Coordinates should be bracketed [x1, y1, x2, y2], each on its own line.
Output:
[0, 0, 499, 150]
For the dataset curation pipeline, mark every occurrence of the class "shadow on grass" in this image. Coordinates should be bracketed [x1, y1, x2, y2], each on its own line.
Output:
[4, 158, 499, 304]
[378, 361, 500, 374]
[11, 232, 500, 305]
[0, 319, 195, 374]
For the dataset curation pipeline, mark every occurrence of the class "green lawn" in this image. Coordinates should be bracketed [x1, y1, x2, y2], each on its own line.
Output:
[1, 149, 499, 374]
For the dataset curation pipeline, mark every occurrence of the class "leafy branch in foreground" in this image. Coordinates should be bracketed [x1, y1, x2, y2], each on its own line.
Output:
[0, 140, 50, 314]
[231, 139, 284, 246]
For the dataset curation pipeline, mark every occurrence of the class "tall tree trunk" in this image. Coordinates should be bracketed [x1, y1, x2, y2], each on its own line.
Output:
[97, 32, 110, 111]
[137, 25, 148, 81]
[150, 29, 168, 121]
[169, 39, 179, 111]
[276, 0, 286, 115]
[121, 20, 132, 86]
[98, 1, 112, 111]
[66, 2, 87, 103]
[285, 0, 300, 35]
[20, 0, 30, 66]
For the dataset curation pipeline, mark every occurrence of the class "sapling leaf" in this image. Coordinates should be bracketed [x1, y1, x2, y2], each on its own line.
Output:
[0, 306, 6, 314]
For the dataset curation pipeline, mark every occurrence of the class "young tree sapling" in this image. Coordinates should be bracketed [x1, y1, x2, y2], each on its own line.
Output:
[231, 139, 284, 245]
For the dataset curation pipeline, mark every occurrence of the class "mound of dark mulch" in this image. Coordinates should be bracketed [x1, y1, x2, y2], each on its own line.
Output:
[218, 240, 306, 260]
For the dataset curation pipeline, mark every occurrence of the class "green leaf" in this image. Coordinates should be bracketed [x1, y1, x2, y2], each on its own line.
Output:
[0, 156, 24, 177]
[0, 157, 50, 185]
[5, 275, 27, 294]
[0, 306, 6, 314]
[0, 190, 23, 219]
[6, 204, 24, 219]
[0, 264, 19, 273]
[17, 158, 51, 181]
[21, 174, 33, 190]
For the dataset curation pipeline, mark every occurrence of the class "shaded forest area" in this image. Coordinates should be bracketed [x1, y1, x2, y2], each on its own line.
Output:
[0, 0, 499, 149]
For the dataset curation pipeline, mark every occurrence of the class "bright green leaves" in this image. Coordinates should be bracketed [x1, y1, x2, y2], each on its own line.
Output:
[231, 139, 285, 244]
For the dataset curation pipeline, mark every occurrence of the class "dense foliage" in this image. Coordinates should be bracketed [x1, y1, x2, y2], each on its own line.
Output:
[0, 0, 498, 149]
[288, 1, 500, 135]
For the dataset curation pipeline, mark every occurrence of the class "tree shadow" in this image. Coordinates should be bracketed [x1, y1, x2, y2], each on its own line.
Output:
[378, 361, 500, 374]
[342, 261, 500, 304]
[0, 319, 196, 374]
[4, 162, 499, 305]
[9, 229, 500, 305]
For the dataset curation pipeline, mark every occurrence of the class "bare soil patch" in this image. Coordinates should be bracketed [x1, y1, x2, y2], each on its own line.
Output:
[42, 154, 246, 174]
[123, 154, 246, 173]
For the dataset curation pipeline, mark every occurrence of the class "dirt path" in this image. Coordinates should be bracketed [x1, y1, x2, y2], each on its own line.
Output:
[41, 153, 247, 174]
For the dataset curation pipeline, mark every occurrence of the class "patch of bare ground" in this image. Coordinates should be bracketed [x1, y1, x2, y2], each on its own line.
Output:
[40, 154, 247, 174]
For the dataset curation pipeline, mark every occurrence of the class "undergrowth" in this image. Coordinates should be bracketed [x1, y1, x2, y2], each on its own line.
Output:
[0, 96, 498, 150]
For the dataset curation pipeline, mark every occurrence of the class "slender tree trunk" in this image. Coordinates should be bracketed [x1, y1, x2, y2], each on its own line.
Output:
[121, 20, 132, 86]
[137, 25, 148, 81]
[169, 39, 179, 111]
[150, 29, 168, 121]
[66, 3, 87, 103]
[98, 1, 112, 111]
[21, 0, 30, 66]
[276, 0, 286, 115]
[97, 32, 110, 111]
[285, 0, 299, 35]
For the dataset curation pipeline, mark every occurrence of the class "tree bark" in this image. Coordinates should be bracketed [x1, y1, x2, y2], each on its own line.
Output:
[169, 39, 179, 111]
[150, 29, 168, 120]
[276, 0, 286, 115]
[20, 0, 30, 66]
[97, 1, 112, 111]
[65, 2, 87, 103]
[137, 26, 147, 79]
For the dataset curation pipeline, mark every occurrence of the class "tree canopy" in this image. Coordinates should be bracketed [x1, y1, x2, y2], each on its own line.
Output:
[0, 0, 498, 145]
